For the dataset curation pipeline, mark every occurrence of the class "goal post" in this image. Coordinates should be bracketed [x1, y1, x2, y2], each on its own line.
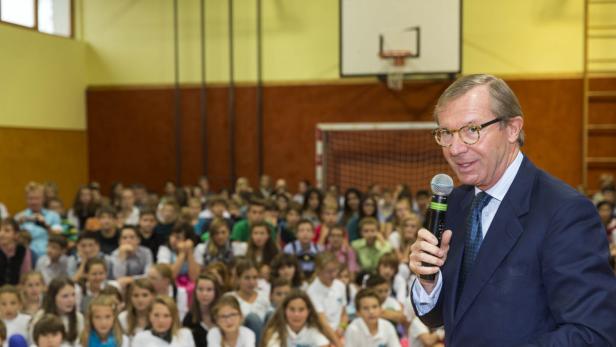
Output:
[315, 122, 454, 193]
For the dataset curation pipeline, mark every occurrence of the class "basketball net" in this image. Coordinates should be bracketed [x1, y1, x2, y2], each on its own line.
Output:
[380, 51, 411, 91]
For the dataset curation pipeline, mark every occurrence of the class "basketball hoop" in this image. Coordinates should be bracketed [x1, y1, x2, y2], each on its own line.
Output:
[380, 50, 412, 91]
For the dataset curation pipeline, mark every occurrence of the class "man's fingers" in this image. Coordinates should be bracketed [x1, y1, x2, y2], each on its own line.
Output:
[417, 252, 445, 267]
[411, 262, 440, 275]
[417, 228, 438, 245]
[420, 240, 443, 258]
[440, 229, 452, 249]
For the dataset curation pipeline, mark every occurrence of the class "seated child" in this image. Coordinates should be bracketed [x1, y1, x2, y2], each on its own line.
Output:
[314, 204, 338, 245]
[157, 223, 200, 283]
[93, 206, 120, 255]
[265, 278, 292, 322]
[351, 217, 391, 274]
[278, 202, 301, 246]
[376, 252, 408, 304]
[110, 226, 153, 279]
[283, 219, 321, 279]
[80, 295, 129, 347]
[325, 225, 359, 278]
[306, 252, 347, 344]
[365, 275, 408, 328]
[344, 289, 400, 347]
[31, 314, 65, 347]
[270, 254, 304, 289]
[67, 233, 111, 282]
[19, 271, 45, 316]
[0, 219, 32, 286]
[229, 259, 271, 342]
[194, 218, 234, 267]
[132, 296, 195, 347]
[35, 235, 69, 285]
[0, 285, 30, 344]
[207, 296, 255, 347]
[261, 290, 330, 347]
[138, 208, 164, 262]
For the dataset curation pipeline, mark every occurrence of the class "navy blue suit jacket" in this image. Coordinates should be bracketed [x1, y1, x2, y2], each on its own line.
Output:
[414, 156, 616, 346]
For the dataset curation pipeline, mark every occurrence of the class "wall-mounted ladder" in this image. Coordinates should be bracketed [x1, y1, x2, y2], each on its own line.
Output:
[583, 0, 616, 191]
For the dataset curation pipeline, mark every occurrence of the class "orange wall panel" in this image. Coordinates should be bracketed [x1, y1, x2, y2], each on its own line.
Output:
[0, 127, 88, 214]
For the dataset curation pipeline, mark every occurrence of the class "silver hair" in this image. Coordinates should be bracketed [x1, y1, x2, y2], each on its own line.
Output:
[434, 74, 525, 146]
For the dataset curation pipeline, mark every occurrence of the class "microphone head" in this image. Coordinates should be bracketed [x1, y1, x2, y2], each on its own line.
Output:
[430, 174, 454, 196]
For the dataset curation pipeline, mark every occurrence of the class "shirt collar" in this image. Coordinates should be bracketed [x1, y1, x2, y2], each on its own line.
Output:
[286, 325, 306, 339]
[357, 318, 384, 338]
[475, 151, 524, 201]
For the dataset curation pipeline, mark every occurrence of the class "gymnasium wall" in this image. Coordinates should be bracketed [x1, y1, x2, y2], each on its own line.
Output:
[82, 0, 586, 86]
[87, 78, 585, 194]
[0, 24, 88, 213]
[84, 0, 598, 195]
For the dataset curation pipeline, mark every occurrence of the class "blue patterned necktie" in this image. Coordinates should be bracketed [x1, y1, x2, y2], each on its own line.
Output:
[460, 191, 492, 288]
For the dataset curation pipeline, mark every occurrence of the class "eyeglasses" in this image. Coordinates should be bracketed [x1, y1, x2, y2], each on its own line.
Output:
[433, 118, 502, 147]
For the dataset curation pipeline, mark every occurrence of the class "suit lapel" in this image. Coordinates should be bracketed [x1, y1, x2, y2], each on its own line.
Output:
[451, 157, 536, 329]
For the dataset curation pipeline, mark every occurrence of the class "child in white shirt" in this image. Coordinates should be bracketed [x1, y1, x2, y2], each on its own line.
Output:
[207, 296, 256, 347]
[132, 296, 195, 347]
[229, 259, 270, 342]
[261, 290, 330, 347]
[306, 252, 347, 336]
[0, 286, 30, 346]
[344, 289, 400, 347]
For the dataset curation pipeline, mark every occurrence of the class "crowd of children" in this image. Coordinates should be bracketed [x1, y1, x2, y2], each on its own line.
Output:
[0, 176, 613, 347]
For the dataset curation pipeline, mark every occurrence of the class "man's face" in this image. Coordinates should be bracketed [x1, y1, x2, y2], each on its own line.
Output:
[438, 85, 522, 191]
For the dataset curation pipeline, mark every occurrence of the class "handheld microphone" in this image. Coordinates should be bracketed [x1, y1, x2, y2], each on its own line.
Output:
[420, 173, 454, 281]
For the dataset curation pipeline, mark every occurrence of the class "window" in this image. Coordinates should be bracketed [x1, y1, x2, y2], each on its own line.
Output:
[0, 0, 35, 27]
[38, 0, 71, 37]
[0, 0, 72, 38]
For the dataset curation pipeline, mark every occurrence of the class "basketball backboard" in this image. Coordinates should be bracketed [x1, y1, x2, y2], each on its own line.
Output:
[340, 0, 461, 77]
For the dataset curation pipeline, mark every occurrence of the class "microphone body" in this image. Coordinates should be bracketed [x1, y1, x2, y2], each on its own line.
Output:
[419, 194, 448, 281]
[419, 173, 453, 281]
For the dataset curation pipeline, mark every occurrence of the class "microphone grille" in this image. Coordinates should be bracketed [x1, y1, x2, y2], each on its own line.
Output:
[430, 174, 454, 196]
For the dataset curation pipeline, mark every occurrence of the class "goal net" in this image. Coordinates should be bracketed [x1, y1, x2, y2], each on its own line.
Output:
[316, 122, 454, 193]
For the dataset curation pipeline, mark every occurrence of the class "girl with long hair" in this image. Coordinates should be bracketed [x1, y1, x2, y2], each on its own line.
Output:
[80, 295, 128, 347]
[20, 271, 45, 316]
[118, 278, 155, 338]
[246, 222, 279, 268]
[207, 296, 255, 347]
[182, 273, 221, 346]
[269, 254, 304, 289]
[260, 290, 329, 347]
[29, 277, 84, 346]
[132, 296, 195, 347]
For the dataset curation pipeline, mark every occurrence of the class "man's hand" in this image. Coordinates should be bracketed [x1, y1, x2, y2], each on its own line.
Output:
[409, 228, 453, 293]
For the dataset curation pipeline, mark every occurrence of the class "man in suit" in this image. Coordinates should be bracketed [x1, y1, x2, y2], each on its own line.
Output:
[409, 74, 616, 346]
